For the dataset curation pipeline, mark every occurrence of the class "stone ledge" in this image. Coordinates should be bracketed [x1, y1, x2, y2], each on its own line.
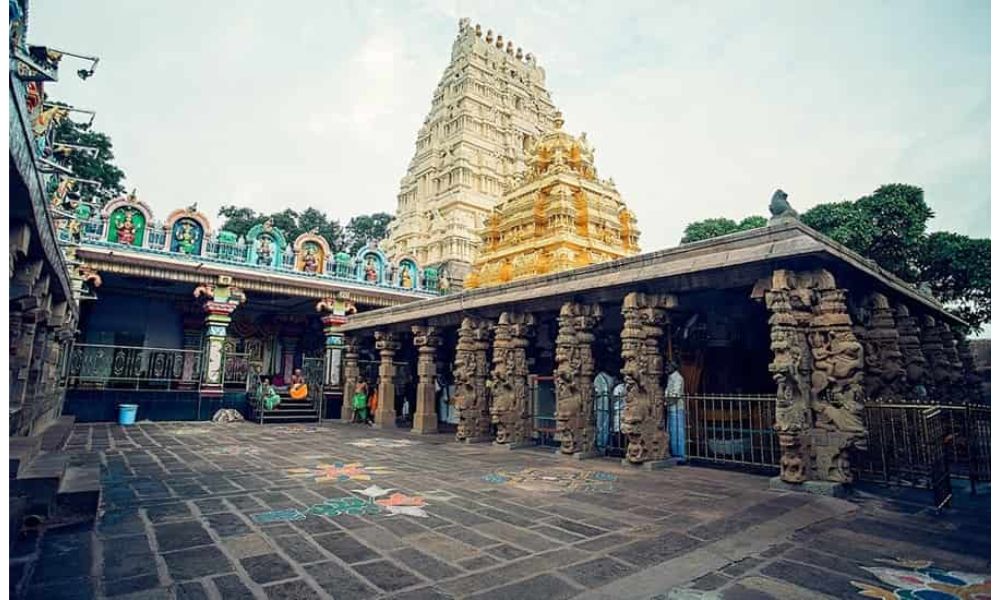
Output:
[768, 476, 851, 498]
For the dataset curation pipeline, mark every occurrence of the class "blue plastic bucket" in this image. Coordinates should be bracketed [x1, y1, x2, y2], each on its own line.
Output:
[118, 404, 138, 426]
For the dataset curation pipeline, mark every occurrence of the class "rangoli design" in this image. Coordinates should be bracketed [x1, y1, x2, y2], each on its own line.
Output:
[251, 508, 307, 523]
[482, 467, 617, 493]
[287, 462, 391, 483]
[852, 559, 989, 599]
[202, 445, 260, 456]
[249, 487, 431, 522]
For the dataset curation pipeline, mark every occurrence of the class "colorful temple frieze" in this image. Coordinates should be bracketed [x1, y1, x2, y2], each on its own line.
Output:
[58, 194, 445, 295]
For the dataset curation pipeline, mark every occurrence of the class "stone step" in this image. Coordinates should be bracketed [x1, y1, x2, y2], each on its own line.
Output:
[55, 465, 101, 522]
[39, 415, 76, 452]
[10, 435, 43, 479]
[260, 413, 319, 424]
[14, 452, 69, 517]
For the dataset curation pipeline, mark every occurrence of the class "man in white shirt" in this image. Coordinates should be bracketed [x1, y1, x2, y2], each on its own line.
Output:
[664, 361, 686, 461]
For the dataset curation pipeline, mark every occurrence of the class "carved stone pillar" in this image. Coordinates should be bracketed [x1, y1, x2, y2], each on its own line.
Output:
[809, 276, 866, 483]
[554, 301, 602, 457]
[195, 278, 246, 396]
[455, 317, 492, 443]
[757, 268, 866, 486]
[411, 325, 441, 434]
[373, 331, 399, 428]
[955, 333, 983, 403]
[894, 304, 928, 397]
[763, 273, 812, 483]
[317, 296, 356, 413]
[619, 292, 675, 465]
[858, 293, 905, 400]
[490, 311, 535, 446]
[919, 315, 949, 399]
[341, 336, 360, 422]
[937, 323, 964, 401]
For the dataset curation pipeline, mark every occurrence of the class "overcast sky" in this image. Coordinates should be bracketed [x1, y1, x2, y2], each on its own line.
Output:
[30, 0, 989, 251]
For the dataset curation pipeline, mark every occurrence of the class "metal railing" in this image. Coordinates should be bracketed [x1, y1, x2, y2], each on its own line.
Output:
[530, 376, 558, 447]
[66, 343, 202, 391]
[683, 394, 780, 471]
[222, 353, 251, 388]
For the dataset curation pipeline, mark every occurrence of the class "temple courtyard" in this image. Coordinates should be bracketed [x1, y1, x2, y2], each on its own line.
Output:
[13, 421, 990, 600]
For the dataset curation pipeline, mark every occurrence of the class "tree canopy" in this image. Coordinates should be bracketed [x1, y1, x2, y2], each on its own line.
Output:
[217, 206, 389, 255]
[680, 215, 767, 243]
[679, 184, 990, 332]
[52, 115, 126, 203]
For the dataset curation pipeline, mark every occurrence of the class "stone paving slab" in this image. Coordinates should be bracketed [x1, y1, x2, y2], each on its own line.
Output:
[16, 421, 991, 599]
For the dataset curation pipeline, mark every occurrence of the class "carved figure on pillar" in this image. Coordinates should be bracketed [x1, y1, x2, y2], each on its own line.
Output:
[894, 304, 928, 397]
[858, 293, 905, 400]
[619, 292, 674, 464]
[490, 311, 535, 445]
[955, 333, 984, 403]
[919, 315, 949, 398]
[764, 271, 813, 483]
[454, 317, 492, 442]
[373, 331, 400, 428]
[808, 273, 865, 483]
[936, 323, 964, 401]
[756, 269, 866, 484]
[554, 301, 601, 455]
[341, 336, 361, 422]
[411, 325, 441, 434]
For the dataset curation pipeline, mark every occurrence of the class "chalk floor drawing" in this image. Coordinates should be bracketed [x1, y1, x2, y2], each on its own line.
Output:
[250, 508, 307, 524]
[851, 559, 989, 599]
[308, 497, 382, 517]
[287, 462, 391, 483]
[347, 438, 420, 449]
[482, 467, 617, 493]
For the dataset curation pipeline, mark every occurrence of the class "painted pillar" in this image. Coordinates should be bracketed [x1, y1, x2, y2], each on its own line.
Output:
[373, 330, 399, 428]
[411, 325, 441, 434]
[341, 336, 360, 422]
[317, 295, 355, 419]
[490, 311, 535, 446]
[619, 292, 674, 464]
[195, 278, 246, 396]
[554, 301, 602, 457]
[455, 317, 492, 442]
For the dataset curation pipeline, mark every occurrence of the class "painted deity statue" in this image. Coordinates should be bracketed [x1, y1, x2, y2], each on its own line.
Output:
[364, 258, 378, 282]
[257, 236, 273, 266]
[302, 246, 320, 273]
[401, 268, 413, 288]
[176, 222, 198, 255]
[117, 208, 137, 245]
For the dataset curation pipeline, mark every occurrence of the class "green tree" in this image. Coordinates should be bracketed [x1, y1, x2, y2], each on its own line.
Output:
[680, 215, 767, 243]
[52, 116, 126, 203]
[217, 206, 258, 239]
[298, 207, 346, 251]
[918, 232, 990, 332]
[345, 212, 394, 254]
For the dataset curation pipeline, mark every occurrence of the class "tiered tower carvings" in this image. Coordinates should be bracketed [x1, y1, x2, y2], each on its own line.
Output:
[383, 18, 560, 284]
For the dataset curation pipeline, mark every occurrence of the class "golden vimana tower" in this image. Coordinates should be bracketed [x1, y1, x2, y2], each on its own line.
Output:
[465, 112, 640, 289]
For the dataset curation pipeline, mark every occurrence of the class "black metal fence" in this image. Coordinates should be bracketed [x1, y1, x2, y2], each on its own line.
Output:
[682, 394, 781, 472]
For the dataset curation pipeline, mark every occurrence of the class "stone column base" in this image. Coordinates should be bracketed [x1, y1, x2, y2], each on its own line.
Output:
[768, 477, 851, 498]
[621, 458, 681, 470]
[555, 449, 601, 460]
[462, 436, 493, 444]
[493, 441, 534, 450]
[411, 413, 438, 434]
[373, 410, 397, 429]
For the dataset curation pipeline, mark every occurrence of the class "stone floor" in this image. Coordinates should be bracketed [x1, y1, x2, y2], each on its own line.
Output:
[15, 421, 990, 600]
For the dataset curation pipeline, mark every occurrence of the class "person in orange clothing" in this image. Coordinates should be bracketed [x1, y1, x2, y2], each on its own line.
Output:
[289, 368, 308, 400]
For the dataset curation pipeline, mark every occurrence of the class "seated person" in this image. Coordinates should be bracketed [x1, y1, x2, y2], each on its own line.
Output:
[260, 377, 281, 410]
[289, 368, 309, 400]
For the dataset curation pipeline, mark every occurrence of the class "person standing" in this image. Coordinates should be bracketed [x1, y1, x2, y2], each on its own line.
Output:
[665, 362, 686, 462]
[352, 378, 369, 423]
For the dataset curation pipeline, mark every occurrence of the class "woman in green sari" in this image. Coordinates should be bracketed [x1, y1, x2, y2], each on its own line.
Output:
[352, 379, 369, 423]
[261, 378, 281, 411]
